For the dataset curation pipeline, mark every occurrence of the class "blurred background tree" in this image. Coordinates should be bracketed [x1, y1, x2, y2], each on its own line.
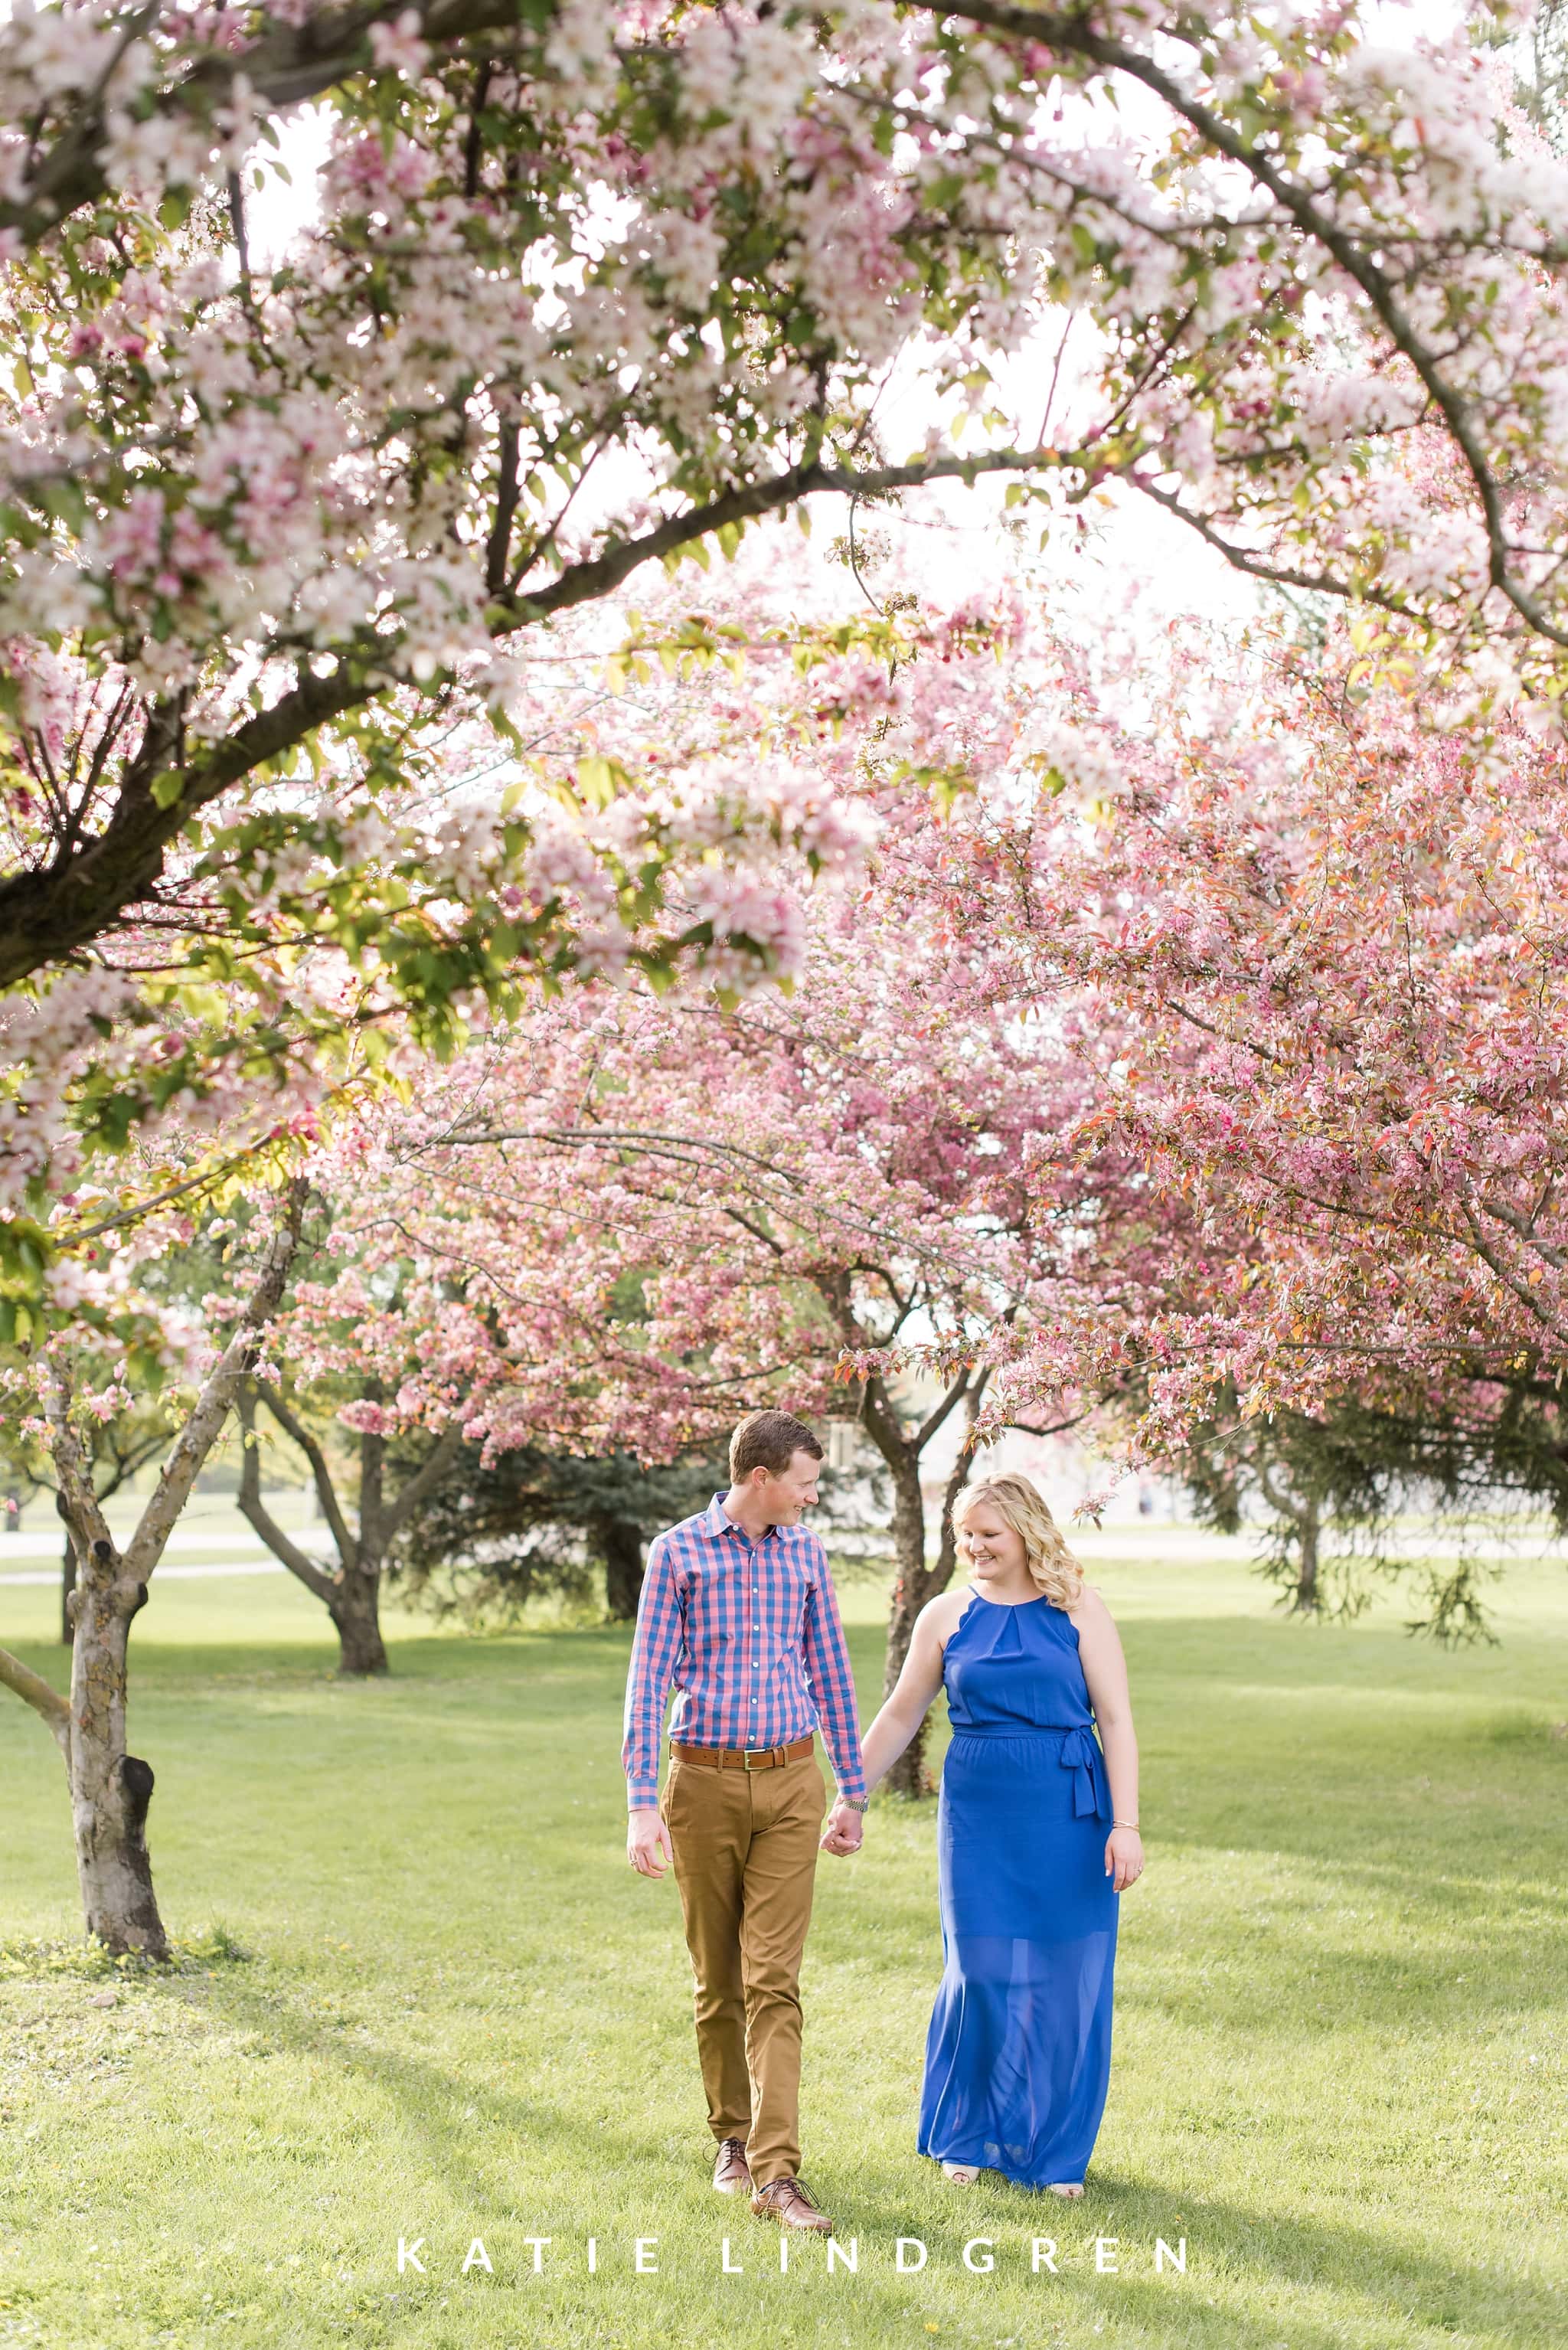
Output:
[390, 1430, 896, 1626]
[1175, 1383, 1568, 1636]
[390, 1443, 730, 1626]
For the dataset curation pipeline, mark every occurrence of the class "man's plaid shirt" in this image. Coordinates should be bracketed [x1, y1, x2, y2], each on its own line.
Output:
[622, 1494, 868, 1809]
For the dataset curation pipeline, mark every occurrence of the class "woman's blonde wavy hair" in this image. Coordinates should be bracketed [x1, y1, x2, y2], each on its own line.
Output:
[952, 1473, 1085, 1610]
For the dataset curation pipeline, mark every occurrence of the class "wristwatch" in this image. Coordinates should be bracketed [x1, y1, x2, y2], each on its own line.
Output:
[838, 1794, 869, 1812]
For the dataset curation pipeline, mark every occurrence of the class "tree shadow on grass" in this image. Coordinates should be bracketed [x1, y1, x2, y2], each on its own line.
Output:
[827, 2165, 1552, 2350]
[144, 1954, 685, 2224]
[132, 1957, 1557, 2350]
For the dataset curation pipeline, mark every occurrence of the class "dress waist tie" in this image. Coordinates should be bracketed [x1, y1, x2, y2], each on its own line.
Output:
[1057, 1725, 1110, 1822]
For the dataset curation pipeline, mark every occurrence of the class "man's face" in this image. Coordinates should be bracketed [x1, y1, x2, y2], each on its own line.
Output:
[755, 1448, 822, 1525]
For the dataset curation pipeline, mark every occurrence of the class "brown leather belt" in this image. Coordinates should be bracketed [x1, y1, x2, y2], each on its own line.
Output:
[671, 1734, 815, 1772]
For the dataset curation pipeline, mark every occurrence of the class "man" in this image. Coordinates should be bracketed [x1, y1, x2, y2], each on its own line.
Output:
[623, 1409, 868, 2236]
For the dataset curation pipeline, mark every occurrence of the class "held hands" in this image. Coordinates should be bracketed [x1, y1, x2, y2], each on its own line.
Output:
[627, 1806, 671, 1878]
[629, 1798, 864, 1869]
[820, 1797, 865, 1857]
[1104, 1825, 1144, 1892]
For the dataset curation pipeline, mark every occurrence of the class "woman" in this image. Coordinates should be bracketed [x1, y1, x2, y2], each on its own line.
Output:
[860, 1472, 1144, 2196]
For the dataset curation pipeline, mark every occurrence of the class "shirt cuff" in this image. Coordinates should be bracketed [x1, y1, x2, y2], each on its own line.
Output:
[626, 1779, 659, 1810]
[833, 1768, 870, 1806]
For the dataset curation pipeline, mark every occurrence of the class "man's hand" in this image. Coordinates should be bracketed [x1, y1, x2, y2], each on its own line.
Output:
[820, 1798, 864, 1857]
[627, 1806, 671, 1878]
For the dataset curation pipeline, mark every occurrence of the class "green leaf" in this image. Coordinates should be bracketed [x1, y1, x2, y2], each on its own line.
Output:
[150, 770, 185, 810]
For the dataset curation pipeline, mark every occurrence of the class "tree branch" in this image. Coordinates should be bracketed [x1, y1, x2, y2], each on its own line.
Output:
[913, 1364, 976, 1454]
[2, 0, 556, 248]
[44, 1364, 117, 1561]
[0, 445, 1079, 992]
[235, 1386, 344, 1606]
[119, 1178, 309, 1587]
[808, 1268, 917, 1469]
[0, 1642, 72, 1756]
[932, 1366, 989, 1589]
[722, 1204, 786, 1257]
[381, 1420, 466, 1539]
[1459, 1198, 1568, 1351]
[1125, 475, 1419, 623]
[947, 0, 1568, 649]
[250, 1375, 358, 1569]
[1478, 1194, 1568, 1273]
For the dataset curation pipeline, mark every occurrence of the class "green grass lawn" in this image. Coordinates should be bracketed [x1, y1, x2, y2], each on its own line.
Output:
[1, 1536, 1565, 2350]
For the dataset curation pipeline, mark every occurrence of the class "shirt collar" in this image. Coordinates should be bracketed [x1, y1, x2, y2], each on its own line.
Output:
[706, 1492, 773, 1545]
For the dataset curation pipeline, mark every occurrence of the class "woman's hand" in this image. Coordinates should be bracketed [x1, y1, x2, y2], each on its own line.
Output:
[1104, 1825, 1144, 1891]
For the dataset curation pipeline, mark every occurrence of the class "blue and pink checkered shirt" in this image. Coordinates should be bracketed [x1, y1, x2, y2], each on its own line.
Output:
[622, 1493, 868, 1809]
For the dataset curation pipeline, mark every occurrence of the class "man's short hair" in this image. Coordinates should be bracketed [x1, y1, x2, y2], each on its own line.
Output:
[730, 1409, 824, 1483]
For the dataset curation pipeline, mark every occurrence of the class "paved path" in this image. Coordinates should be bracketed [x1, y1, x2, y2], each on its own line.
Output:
[0, 1527, 296, 1558]
[0, 1560, 290, 1587]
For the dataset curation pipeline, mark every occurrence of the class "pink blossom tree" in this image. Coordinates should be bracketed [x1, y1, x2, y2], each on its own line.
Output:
[0, 1086, 802, 1950]
[230, 1102, 796, 1675]
[8, 0, 1568, 678]
[0, 588, 886, 1302]
[903, 603, 1568, 1627]
[0, 560, 1040, 1944]
[420, 878, 1121, 1789]
[11, 0, 1568, 1292]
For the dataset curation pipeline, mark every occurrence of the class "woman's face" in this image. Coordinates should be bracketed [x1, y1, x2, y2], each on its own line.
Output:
[959, 1502, 1027, 1583]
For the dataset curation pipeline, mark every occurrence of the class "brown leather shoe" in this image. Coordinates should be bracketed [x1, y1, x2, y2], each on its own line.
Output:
[750, 2176, 833, 2234]
[713, 2137, 753, 2195]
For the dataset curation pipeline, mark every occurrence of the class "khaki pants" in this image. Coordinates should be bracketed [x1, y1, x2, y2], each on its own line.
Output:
[659, 1748, 828, 2187]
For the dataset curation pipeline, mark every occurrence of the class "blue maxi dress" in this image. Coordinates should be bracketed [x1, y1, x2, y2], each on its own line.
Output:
[916, 1590, 1119, 2188]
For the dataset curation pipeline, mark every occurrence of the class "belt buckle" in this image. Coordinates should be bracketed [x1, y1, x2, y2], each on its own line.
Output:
[742, 1746, 776, 1771]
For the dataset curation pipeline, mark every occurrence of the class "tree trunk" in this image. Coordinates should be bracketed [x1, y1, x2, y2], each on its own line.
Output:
[240, 1383, 466, 1677]
[327, 1412, 462, 1675]
[15, 1185, 307, 1957]
[330, 1558, 390, 1677]
[881, 1459, 935, 1796]
[68, 1536, 168, 1959]
[4, 1525, 166, 1957]
[60, 1534, 77, 1648]
[807, 1280, 988, 1802]
[873, 1382, 984, 1797]
[599, 1515, 645, 1620]
[1292, 1502, 1321, 1615]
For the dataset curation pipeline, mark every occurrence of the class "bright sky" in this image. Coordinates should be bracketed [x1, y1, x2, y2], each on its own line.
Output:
[244, 0, 1477, 639]
[250, 104, 1256, 643]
